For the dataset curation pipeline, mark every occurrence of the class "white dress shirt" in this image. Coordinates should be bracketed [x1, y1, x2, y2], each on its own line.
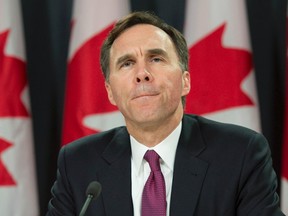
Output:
[130, 122, 182, 216]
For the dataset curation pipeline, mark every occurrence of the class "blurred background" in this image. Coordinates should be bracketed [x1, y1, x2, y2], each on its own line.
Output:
[0, 0, 286, 215]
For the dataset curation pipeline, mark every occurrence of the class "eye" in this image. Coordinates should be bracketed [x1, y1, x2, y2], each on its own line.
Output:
[120, 60, 134, 68]
[151, 56, 163, 63]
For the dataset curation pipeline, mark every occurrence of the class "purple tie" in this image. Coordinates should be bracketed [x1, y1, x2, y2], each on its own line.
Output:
[141, 150, 166, 216]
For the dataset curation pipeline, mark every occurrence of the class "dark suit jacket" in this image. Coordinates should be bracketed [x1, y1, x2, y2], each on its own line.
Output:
[47, 114, 284, 215]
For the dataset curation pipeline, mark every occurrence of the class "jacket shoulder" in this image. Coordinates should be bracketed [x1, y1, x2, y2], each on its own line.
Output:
[60, 126, 128, 158]
[183, 114, 268, 151]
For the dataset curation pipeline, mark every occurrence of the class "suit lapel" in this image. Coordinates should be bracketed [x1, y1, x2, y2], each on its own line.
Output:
[97, 127, 134, 216]
[170, 115, 209, 216]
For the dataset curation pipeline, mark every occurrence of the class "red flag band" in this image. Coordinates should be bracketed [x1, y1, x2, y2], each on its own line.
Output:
[62, 0, 130, 145]
[184, 1, 261, 131]
[0, 0, 39, 215]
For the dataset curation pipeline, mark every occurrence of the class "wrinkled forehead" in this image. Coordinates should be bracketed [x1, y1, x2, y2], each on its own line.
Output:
[110, 24, 176, 57]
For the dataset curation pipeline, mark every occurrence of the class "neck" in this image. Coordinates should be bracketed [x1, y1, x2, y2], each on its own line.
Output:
[126, 109, 183, 147]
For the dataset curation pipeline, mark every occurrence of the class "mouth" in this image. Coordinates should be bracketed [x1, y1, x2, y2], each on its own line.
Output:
[132, 92, 160, 100]
[132, 93, 160, 100]
[131, 85, 160, 101]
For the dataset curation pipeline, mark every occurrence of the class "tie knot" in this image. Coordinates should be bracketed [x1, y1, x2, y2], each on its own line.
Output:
[144, 150, 161, 172]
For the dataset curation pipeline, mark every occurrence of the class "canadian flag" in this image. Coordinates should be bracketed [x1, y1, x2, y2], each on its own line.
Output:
[184, 0, 261, 132]
[280, 7, 288, 215]
[0, 0, 39, 215]
[62, 0, 130, 145]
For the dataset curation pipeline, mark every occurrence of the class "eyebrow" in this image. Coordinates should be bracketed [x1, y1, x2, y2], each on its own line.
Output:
[115, 48, 168, 67]
[146, 48, 168, 58]
[116, 54, 133, 67]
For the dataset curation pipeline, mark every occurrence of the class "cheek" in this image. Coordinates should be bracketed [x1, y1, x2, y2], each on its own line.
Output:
[107, 79, 129, 106]
[169, 75, 184, 94]
[109, 87, 121, 105]
[106, 88, 117, 106]
[105, 80, 122, 106]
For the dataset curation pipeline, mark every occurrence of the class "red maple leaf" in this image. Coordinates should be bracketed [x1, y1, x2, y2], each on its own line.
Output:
[0, 30, 27, 186]
[62, 23, 118, 144]
[0, 30, 28, 117]
[0, 138, 16, 186]
[185, 24, 254, 114]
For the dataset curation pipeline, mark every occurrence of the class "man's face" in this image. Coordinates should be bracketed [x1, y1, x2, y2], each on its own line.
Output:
[105, 24, 190, 128]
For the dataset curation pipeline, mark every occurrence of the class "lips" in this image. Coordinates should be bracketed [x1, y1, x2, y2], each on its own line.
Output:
[131, 85, 160, 100]
[132, 92, 160, 100]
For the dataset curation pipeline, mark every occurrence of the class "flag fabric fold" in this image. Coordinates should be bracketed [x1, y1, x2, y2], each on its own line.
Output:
[183, 0, 261, 132]
[62, 0, 130, 145]
[0, 0, 39, 215]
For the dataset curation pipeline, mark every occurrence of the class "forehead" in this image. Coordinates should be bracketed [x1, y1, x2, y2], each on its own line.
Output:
[111, 24, 174, 54]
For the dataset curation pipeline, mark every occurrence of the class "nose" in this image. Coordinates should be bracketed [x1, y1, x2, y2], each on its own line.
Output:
[135, 67, 153, 83]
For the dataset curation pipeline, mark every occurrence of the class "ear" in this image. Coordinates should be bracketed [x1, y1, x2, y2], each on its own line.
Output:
[181, 71, 191, 96]
[105, 81, 116, 105]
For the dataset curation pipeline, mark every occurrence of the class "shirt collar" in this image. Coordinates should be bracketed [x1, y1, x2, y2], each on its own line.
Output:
[130, 121, 182, 175]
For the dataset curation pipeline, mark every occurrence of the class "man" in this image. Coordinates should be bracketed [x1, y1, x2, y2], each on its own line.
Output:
[47, 11, 284, 215]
